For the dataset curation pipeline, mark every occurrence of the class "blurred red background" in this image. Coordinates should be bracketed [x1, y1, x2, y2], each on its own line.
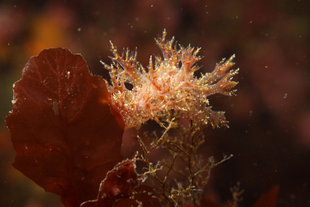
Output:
[0, 0, 309, 206]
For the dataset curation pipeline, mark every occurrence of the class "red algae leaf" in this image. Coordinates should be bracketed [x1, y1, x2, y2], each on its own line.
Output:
[253, 185, 279, 207]
[81, 157, 155, 207]
[6, 48, 124, 207]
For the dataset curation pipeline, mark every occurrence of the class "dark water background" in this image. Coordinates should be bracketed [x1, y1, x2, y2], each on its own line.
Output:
[0, 0, 309, 206]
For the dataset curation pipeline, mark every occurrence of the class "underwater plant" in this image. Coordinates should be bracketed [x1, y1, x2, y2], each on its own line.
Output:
[6, 31, 278, 207]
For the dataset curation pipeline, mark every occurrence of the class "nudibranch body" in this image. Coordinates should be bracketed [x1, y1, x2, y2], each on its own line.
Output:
[102, 30, 238, 128]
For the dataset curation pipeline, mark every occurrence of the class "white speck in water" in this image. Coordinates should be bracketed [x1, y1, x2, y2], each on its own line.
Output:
[283, 93, 288, 99]
[264, 65, 269, 69]
[150, 4, 154, 8]
[66, 71, 71, 79]
[249, 20, 253, 24]
[77, 27, 82, 32]
[24, 145, 28, 150]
